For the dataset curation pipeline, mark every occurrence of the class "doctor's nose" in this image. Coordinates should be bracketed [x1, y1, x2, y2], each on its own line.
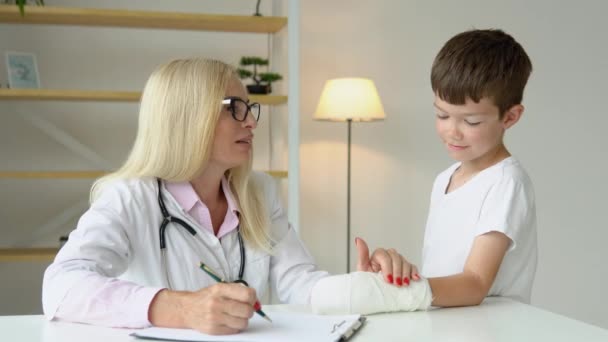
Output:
[243, 111, 258, 129]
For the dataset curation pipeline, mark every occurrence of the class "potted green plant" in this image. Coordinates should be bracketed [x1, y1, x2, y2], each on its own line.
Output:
[237, 56, 283, 94]
[4, 0, 45, 16]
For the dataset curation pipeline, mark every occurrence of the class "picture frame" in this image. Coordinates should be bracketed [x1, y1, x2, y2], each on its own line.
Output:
[5, 51, 40, 89]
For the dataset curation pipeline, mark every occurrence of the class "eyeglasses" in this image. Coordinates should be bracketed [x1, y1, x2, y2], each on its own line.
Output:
[222, 97, 261, 122]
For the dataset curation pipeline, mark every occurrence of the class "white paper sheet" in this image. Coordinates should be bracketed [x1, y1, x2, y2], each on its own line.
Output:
[131, 311, 364, 342]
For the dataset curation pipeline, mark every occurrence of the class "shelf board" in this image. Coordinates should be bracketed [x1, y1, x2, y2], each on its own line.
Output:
[0, 89, 140, 102]
[0, 171, 107, 179]
[0, 170, 288, 179]
[0, 5, 287, 33]
[0, 248, 58, 262]
[249, 94, 288, 105]
[264, 170, 288, 179]
[0, 89, 287, 105]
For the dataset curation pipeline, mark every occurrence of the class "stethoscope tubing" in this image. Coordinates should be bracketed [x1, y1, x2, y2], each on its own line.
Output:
[156, 178, 246, 288]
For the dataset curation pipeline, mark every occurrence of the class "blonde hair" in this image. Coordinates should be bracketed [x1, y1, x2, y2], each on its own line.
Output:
[91, 58, 272, 252]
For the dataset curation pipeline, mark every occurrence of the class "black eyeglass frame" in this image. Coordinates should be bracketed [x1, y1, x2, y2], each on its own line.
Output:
[222, 97, 261, 122]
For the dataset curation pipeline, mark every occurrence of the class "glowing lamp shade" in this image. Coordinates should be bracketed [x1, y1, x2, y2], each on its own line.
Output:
[314, 78, 386, 122]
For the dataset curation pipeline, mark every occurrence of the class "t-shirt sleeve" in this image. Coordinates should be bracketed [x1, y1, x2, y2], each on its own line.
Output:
[474, 176, 533, 251]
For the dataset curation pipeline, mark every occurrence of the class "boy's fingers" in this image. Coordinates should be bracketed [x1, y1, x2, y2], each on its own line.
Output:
[387, 249, 403, 286]
[399, 255, 412, 286]
[371, 249, 393, 283]
[411, 265, 420, 281]
[355, 237, 371, 271]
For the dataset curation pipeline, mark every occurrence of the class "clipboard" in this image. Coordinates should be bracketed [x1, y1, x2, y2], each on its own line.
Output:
[131, 311, 366, 342]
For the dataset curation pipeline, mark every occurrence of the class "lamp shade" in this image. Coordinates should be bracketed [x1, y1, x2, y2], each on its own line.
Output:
[314, 78, 386, 122]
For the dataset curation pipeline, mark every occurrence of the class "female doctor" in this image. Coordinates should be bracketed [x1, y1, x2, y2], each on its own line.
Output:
[42, 58, 413, 335]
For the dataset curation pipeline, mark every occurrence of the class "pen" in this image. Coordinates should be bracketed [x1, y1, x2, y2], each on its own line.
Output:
[198, 262, 272, 323]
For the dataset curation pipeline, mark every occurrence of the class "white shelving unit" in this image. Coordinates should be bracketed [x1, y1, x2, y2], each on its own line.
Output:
[0, 1, 301, 259]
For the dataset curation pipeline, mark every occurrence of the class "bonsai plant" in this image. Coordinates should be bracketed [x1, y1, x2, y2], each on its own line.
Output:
[237, 56, 283, 94]
[4, 0, 45, 17]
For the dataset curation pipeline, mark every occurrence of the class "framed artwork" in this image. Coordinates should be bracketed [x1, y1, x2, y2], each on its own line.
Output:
[6, 51, 40, 88]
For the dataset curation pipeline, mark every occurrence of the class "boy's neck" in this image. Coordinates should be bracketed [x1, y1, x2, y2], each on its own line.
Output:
[458, 144, 511, 177]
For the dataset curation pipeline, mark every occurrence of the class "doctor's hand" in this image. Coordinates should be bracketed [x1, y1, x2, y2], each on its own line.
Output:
[149, 283, 258, 335]
[355, 237, 420, 287]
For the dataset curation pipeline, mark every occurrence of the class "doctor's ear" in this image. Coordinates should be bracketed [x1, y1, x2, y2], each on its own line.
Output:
[501, 104, 524, 129]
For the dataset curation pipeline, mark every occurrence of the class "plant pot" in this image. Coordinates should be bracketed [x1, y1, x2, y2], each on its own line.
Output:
[247, 84, 271, 94]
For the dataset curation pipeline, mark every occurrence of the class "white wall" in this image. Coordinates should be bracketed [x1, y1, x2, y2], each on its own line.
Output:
[299, 0, 608, 329]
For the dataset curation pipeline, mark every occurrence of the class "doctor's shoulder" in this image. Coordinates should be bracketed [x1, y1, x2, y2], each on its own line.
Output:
[247, 171, 280, 210]
[246, 171, 291, 241]
[90, 177, 159, 218]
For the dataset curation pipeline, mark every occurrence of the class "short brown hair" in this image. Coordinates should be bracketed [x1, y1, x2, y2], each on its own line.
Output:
[431, 29, 532, 117]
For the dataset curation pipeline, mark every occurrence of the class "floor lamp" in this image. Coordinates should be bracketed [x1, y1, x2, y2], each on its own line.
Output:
[313, 78, 386, 272]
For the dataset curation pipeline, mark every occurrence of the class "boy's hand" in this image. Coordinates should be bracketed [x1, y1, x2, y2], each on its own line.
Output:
[355, 237, 420, 287]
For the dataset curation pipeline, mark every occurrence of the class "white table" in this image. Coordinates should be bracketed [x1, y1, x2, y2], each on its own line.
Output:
[2, 298, 607, 341]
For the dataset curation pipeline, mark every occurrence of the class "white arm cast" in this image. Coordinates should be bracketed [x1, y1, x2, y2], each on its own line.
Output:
[311, 272, 433, 315]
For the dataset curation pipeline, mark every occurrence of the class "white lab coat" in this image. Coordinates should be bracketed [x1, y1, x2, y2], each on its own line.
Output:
[42, 172, 328, 322]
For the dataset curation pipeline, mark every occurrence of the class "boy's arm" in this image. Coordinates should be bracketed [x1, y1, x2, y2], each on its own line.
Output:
[427, 231, 510, 307]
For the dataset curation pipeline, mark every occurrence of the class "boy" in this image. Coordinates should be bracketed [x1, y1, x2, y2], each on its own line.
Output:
[419, 29, 538, 306]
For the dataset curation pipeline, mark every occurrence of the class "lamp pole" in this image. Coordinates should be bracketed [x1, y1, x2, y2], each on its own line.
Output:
[313, 78, 386, 272]
[346, 118, 352, 272]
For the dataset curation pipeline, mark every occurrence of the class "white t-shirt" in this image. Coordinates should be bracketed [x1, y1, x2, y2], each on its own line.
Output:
[421, 157, 537, 303]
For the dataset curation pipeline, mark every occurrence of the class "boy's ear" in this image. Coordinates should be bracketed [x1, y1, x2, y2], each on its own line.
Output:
[502, 104, 524, 129]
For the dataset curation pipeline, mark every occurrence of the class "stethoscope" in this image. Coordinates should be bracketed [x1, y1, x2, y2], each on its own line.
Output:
[156, 178, 246, 289]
